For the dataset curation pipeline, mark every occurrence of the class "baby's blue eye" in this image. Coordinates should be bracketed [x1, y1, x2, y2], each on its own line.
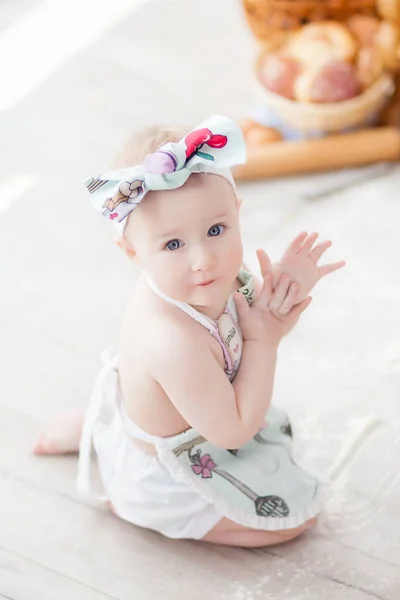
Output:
[166, 239, 182, 251]
[208, 224, 225, 237]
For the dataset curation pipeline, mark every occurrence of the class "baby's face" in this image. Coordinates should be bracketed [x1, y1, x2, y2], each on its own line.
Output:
[126, 174, 243, 307]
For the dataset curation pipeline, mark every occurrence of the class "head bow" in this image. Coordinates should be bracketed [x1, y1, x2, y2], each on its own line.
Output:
[83, 115, 246, 235]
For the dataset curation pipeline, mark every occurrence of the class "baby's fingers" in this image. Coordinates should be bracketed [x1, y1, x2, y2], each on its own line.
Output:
[299, 232, 319, 254]
[285, 231, 308, 255]
[318, 260, 346, 277]
[257, 273, 273, 308]
[288, 296, 313, 321]
[269, 275, 290, 312]
[256, 248, 272, 278]
[278, 282, 299, 315]
[309, 240, 332, 263]
[234, 291, 249, 319]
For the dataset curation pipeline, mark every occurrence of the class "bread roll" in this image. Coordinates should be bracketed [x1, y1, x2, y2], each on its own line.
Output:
[286, 21, 357, 66]
[245, 125, 283, 146]
[295, 60, 360, 103]
[375, 21, 400, 70]
[238, 118, 257, 136]
[347, 14, 381, 46]
[258, 52, 300, 99]
[356, 45, 384, 89]
[377, 0, 400, 22]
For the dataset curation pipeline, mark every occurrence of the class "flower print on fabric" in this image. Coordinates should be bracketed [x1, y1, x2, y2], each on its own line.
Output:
[84, 115, 246, 233]
[143, 127, 229, 176]
[190, 450, 217, 479]
[142, 150, 178, 174]
[185, 128, 228, 162]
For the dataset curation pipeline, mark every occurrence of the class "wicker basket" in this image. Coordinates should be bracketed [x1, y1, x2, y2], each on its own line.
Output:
[243, 0, 378, 42]
[254, 67, 394, 133]
[245, 1, 400, 134]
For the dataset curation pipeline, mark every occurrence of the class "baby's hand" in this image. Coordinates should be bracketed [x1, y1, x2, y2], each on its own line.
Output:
[270, 232, 346, 302]
[235, 253, 312, 346]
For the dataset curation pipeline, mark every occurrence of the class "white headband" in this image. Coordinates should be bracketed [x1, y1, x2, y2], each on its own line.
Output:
[83, 115, 246, 235]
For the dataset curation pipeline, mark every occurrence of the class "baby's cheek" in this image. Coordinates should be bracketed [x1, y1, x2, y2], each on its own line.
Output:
[225, 241, 243, 273]
[150, 255, 188, 296]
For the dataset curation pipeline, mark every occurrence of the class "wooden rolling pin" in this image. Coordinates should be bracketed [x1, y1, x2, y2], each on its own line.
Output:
[233, 127, 400, 180]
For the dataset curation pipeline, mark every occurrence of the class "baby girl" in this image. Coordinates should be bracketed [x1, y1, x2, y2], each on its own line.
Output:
[35, 116, 345, 547]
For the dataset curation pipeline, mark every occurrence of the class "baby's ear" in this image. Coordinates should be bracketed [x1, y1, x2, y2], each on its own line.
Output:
[115, 236, 136, 259]
[236, 197, 243, 210]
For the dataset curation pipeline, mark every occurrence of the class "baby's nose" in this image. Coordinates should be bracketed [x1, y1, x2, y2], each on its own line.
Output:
[191, 246, 215, 271]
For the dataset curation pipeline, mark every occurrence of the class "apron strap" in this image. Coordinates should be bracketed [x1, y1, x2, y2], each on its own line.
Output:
[76, 349, 118, 501]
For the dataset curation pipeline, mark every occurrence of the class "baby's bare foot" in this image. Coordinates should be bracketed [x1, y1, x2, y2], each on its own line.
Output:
[33, 411, 84, 456]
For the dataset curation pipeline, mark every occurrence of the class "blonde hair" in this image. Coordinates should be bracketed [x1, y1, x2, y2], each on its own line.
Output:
[112, 124, 189, 239]
[113, 124, 189, 169]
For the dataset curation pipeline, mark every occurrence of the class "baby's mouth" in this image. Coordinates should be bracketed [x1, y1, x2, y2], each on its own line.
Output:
[197, 278, 217, 287]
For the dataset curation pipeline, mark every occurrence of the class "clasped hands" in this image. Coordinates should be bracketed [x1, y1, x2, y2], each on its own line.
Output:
[257, 232, 345, 317]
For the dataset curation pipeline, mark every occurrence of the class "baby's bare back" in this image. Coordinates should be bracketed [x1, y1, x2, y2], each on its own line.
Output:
[118, 273, 226, 439]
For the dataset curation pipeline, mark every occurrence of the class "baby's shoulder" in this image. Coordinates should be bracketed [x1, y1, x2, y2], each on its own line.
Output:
[146, 304, 208, 355]
[122, 282, 208, 361]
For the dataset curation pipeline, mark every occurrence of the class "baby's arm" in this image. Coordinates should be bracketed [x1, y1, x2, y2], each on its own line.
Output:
[150, 325, 278, 449]
[151, 274, 310, 449]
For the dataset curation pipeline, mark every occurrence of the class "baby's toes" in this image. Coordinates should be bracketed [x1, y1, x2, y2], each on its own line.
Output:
[32, 412, 84, 456]
[32, 432, 62, 456]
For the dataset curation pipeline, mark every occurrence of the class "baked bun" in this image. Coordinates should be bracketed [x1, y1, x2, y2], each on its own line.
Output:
[347, 14, 381, 46]
[258, 52, 300, 99]
[245, 125, 283, 146]
[377, 0, 400, 22]
[295, 60, 360, 103]
[356, 45, 384, 88]
[287, 21, 357, 66]
[375, 21, 400, 69]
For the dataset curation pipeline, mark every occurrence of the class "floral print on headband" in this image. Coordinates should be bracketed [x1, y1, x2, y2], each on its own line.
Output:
[83, 115, 246, 233]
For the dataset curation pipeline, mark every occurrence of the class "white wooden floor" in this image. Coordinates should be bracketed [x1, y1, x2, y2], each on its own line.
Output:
[1, 1, 399, 598]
